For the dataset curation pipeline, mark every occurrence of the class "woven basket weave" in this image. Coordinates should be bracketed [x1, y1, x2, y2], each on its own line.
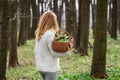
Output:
[52, 30, 72, 52]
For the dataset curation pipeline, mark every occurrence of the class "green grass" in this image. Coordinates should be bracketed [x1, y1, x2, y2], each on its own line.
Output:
[6, 34, 120, 80]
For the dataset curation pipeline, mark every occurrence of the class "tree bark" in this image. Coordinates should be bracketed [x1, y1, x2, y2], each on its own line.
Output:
[30, 0, 40, 39]
[49, 0, 53, 10]
[117, 0, 120, 33]
[108, 0, 112, 34]
[111, 0, 117, 40]
[76, 0, 82, 49]
[53, 0, 62, 27]
[91, 0, 96, 38]
[0, 0, 9, 79]
[70, 0, 77, 47]
[18, 0, 27, 46]
[65, 0, 71, 33]
[79, 0, 90, 56]
[65, 0, 77, 48]
[53, 0, 58, 15]
[8, 0, 19, 68]
[0, 0, 1, 47]
[41, 0, 44, 15]
[24, 0, 30, 41]
[91, 0, 108, 78]
[58, 0, 64, 28]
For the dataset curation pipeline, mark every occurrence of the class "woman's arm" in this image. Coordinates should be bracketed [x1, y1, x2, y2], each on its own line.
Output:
[46, 32, 72, 58]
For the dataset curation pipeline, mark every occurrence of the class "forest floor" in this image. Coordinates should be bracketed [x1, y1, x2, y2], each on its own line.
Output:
[6, 33, 120, 80]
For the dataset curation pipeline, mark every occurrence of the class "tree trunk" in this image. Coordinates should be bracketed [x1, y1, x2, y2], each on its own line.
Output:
[91, 0, 108, 78]
[49, 0, 53, 10]
[0, 0, 2, 50]
[41, 0, 44, 15]
[117, 0, 120, 33]
[69, 0, 77, 47]
[18, 0, 27, 46]
[26, 0, 31, 40]
[108, 0, 112, 34]
[111, 0, 117, 40]
[30, 0, 40, 39]
[53, 0, 58, 15]
[76, 0, 82, 49]
[54, 0, 61, 27]
[78, 0, 90, 56]
[65, 0, 71, 33]
[58, 0, 64, 28]
[91, 0, 96, 38]
[8, 0, 19, 68]
[65, 0, 77, 48]
[0, 0, 10, 79]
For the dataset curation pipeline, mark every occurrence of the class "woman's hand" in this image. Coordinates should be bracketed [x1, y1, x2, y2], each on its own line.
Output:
[68, 38, 74, 51]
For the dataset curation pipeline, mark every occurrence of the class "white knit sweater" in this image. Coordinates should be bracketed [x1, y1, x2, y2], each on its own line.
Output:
[34, 29, 70, 72]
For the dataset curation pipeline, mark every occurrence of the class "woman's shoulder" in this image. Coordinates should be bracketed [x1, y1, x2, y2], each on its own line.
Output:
[45, 29, 55, 36]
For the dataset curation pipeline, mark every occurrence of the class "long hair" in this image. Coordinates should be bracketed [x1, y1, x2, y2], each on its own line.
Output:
[35, 11, 59, 41]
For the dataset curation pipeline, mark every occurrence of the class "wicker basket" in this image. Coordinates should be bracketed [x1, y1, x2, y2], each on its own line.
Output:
[52, 30, 72, 52]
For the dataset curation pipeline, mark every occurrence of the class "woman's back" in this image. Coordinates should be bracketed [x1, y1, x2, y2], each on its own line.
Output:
[34, 29, 60, 73]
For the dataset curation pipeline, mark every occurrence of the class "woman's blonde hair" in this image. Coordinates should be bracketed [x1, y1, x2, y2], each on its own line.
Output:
[35, 11, 59, 41]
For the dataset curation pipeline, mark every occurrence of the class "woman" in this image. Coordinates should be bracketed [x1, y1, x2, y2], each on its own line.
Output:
[34, 10, 73, 80]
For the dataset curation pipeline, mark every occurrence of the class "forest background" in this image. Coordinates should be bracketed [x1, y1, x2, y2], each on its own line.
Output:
[0, 0, 120, 80]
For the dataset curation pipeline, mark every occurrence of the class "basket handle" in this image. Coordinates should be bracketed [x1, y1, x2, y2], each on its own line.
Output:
[54, 30, 72, 40]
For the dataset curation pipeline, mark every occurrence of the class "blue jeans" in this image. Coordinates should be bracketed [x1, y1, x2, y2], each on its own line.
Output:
[39, 71, 58, 80]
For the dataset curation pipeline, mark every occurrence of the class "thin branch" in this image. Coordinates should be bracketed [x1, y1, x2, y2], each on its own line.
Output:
[9, 12, 18, 22]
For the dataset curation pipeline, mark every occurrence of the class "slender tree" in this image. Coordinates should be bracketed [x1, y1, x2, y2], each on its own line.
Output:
[40, 0, 44, 15]
[53, 0, 58, 15]
[53, 0, 63, 27]
[79, 0, 90, 56]
[65, 0, 77, 46]
[91, 0, 96, 37]
[91, 0, 108, 78]
[30, 0, 40, 39]
[26, 0, 31, 40]
[108, 0, 112, 34]
[49, 0, 53, 10]
[117, 0, 120, 33]
[18, 0, 27, 46]
[0, 0, 2, 47]
[76, 0, 82, 49]
[111, 0, 117, 40]
[0, 0, 1, 24]
[65, 0, 71, 33]
[58, 0, 64, 28]
[0, 0, 10, 79]
[69, 0, 77, 47]
[8, 0, 19, 68]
